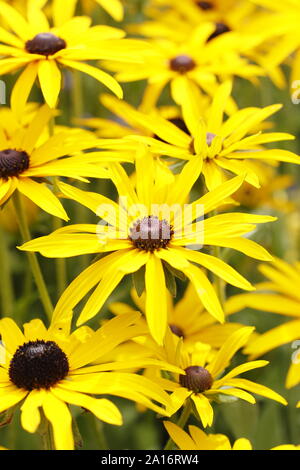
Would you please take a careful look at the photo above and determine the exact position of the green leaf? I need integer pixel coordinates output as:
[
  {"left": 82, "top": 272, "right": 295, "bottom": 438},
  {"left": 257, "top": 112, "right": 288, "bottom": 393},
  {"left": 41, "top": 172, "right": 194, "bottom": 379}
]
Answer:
[
  {"left": 163, "top": 262, "right": 177, "bottom": 297},
  {"left": 132, "top": 265, "right": 146, "bottom": 297}
]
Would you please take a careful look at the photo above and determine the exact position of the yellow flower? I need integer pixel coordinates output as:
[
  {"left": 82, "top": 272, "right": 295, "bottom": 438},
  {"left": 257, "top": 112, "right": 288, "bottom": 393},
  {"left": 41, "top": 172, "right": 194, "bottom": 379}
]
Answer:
[
  {"left": 232, "top": 163, "right": 294, "bottom": 213},
  {"left": 247, "top": 1, "right": 300, "bottom": 85},
  {"left": 124, "top": 81, "right": 299, "bottom": 190},
  {"left": 20, "top": 149, "right": 275, "bottom": 344},
  {"left": 102, "top": 24, "right": 263, "bottom": 106},
  {"left": 110, "top": 284, "right": 246, "bottom": 352},
  {"left": 164, "top": 421, "right": 300, "bottom": 450},
  {"left": 153, "top": 326, "right": 287, "bottom": 427},
  {"left": 229, "top": 257, "right": 300, "bottom": 391},
  {"left": 0, "top": 1, "right": 145, "bottom": 110},
  {"left": 77, "top": 93, "right": 205, "bottom": 139},
  {"left": 0, "top": 313, "right": 174, "bottom": 450},
  {"left": 0, "top": 104, "right": 110, "bottom": 219}
]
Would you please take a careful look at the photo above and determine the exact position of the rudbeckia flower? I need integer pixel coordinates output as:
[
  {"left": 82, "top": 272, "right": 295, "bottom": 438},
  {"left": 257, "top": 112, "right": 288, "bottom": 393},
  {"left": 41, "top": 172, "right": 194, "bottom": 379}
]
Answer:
[
  {"left": 246, "top": 1, "right": 300, "bottom": 85},
  {"left": 232, "top": 162, "right": 294, "bottom": 213},
  {"left": 21, "top": 149, "right": 275, "bottom": 344},
  {"left": 102, "top": 24, "right": 263, "bottom": 106},
  {"left": 0, "top": 104, "right": 110, "bottom": 219},
  {"left": 124, "top": 81, "right": 300, "bottom": 190},
  {"left": 110, "top": 284, "right": 245, "bottom": 352},
  {"left": 0, "top": 1, "right": 145, "bottom": 110},
  {"left": 0, "top": 313, "right": 177, "bottom": 450},
  {"left": 154, "top": 326, "right": 287, "bottom": 427},
  {"left": 229, "top": 257, "right": 300, "bottom": 391},
  {"left": 164, "top": 421, "right": 300, "bottom": 450}
]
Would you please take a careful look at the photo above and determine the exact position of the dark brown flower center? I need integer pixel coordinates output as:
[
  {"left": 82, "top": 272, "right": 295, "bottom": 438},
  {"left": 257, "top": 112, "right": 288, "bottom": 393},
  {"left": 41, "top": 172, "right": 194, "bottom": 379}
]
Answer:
[
  {"left": 9, "top": 340, "right": 69, "bottom": 391},
  {"left": 197, "top": 1, "right": 214, "bottom": 10},
  {"left": 170, "top": 324, "right": 185, "bottom": 338},
  {"left": 179, "top": 366, "right": 213, "bottom": 393},
  {"left": 169, "top": 55, "right": 196, "bottom": 74},
  {"left": 25, "top": 33, "right": 66, "bottom": 56},
  {"left": 129, "top": 216, "right": 174, "bottom": 252},
  {"left": 0, "top": 149, "right": 29, "bottom": 179},
  {"left": 207, "top": 23, "right": 231, "bottom": 41}
]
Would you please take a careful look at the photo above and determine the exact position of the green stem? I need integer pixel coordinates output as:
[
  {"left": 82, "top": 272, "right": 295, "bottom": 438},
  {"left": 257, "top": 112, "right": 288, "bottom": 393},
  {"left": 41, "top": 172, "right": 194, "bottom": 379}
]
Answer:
[
  {"left": 40, "top": 411, "right": 55, "bottom": 450},
  {"left": 52, "top": 176, "right": 67, "bottom": 297},
  {"left": 164, "top": 399, "right": 192, "bottom": 450},
  {"left": 49, "top": 114, "right": 68, "bottom": 297},
  {"left": 71, "top": 70, "right": 89, "bottom": 269},
  {"left": 0, "top": 228, "right": 14, "bottom": 317},
  {"left": 92, "top": 415, "right": 109, "bottom": 450},
  {"left": 72, "top": 70, "right": 84, "bottom": 120},
  {"left": 12, "top": 192, "right": 53, "bottom": 320},
  {"left": 212, "top": 245, "right": 226, "bottom": 308}
]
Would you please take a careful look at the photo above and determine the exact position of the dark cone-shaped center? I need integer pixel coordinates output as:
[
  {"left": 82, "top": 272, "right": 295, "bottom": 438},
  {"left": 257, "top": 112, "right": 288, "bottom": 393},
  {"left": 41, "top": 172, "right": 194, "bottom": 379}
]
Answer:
[
  {"left": 129, "top": 216, "right": 174, "bottom": 252},
  {"left": 170, "top": 324, "right": 185, "bottom": 338},
  {"left": 169, "top": 55, "right": 196, "bottom": 74},
  {"left": 207, "top": 23, "right": 231, "bottom": 41},
  {"left": 197, "top": 1, "right": 214, "bottom": 10},
  {"left": 179, "top": 366, "right": 213, "bottom": 393},
  {"left": 25, "top": 33, "right": 66, "bottom": 56},
  {"left": 0, "top": 149, "right": 29, "bottom": 179},
  {"left": 9, "top": 340, "right": 69, "bottom": 391}
]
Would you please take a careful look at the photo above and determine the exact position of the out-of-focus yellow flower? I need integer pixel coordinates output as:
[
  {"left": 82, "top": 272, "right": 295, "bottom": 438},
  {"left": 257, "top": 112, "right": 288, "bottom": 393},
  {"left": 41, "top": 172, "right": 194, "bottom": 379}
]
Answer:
[
  {"left": 229, "top": 257, "right": 300, "bottom": 391},
  {"left": 164, "top": 421, "right": 300, "bottom": 450},
  {"left": 0, "top": 313, "right": 176, "bottom": 450},
  {"left": 0, "top": 196, "right": 37, "bottom": 233},
  {"left": 0, "top": 1, "right": 147, "bottom": 110},
  {"left": 233, "top": 163, "right": 295, "bottom": 212},
  {"left": 110, "top": 284, "right": 245, "bottom": 352},
  {"left": 20, "top": 150, "right": 276, "bottom": 344},
  {"left": 78, "top": 92, "right": 208, "bottom": 139}
]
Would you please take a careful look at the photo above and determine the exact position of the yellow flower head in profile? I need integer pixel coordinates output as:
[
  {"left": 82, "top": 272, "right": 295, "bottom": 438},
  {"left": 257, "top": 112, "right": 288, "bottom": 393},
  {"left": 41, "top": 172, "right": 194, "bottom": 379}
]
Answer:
[
  {"left": 124, "top": 81, "right": 300, "bottom": 190},
  {"left": 0, "top": 313, "right": 173, "bottom": 450},
  {"left": 164, "top": 421, "right": 300, "bottom": 450},
  {"left": 21, "top": 148, "right": 275, "bottom": 344},
  {"left": 0, "top": 0, "right": 145, "bottom": 110},
  {"left": 0, "top": 104, "right": 109, "bottom": 220},
  {"left": 110, "top": 284, "right": 244, "bottom": 352},
  {"left": 155, "top": 326, "right": 287, "bottom": 427},
  {"left": 230, "top": 257, "right": 300, "bottom": 393}
]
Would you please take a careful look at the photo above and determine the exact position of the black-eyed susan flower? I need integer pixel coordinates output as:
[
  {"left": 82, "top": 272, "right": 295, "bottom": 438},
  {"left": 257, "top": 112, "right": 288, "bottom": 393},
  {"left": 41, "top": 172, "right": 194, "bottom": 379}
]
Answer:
[
  {"left": 153, "top": 326, "right": 287, "bottom": 427},
  {"left": 102, "top": 24, "right": 263, "bottom": 106},
  {"left": 163, "top": 421, "right": 300, "bottom": 450},
  {"left": 244, "top": 1, "right": 300, "bottom": 85},
  {"left": 0, "top": 313, "right": 178, "bottom": 450},
  {"left": 124, "top": 81, "right": 300, "bottom": 190},
  {"left": 229, "top": 257, "right": 300, "bottom": 390},
  {"left": 21, "top": 148, "right": 275, "bottom": 344},
  {"left": 0, "top": 1, "right": 145, "bottom": 110},
  {"left": 0, "top": 104, "right": 111, "bottom": 219},
  {"left": 232, "top": 163, "right": 294, "bottom": 213}
]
